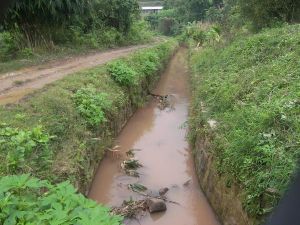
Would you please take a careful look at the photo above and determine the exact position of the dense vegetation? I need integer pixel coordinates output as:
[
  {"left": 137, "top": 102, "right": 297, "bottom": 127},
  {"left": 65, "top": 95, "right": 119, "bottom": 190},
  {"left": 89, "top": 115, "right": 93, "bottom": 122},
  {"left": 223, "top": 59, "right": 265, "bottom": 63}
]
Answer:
[
  {"left": 146, "top": 0, "right": 300, "bottom": 37},
  {"left": 0, "top": 174, "right": 122, "bottom": 225},
  {"left": 0, "top": 40, "right": 178, "bottom": 224},
  {"left": 0, "top": 0, "right": 153, "bottom": 72},
  {"left": 1, "top": 0, "right": 299, "bottom": 223},
  {"left": 238, "top": 0, "right": 300, "bottom": 30},
  {"left": 189, "top": 24, "right": 300, "bottom": 218}
]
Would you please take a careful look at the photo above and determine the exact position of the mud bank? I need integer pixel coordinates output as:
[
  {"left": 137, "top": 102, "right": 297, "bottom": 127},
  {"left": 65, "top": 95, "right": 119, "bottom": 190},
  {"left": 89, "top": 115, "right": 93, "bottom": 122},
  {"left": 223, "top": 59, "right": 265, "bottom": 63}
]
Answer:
[{"left": 192, "top": 135, "right": 257, "bottom": 225}]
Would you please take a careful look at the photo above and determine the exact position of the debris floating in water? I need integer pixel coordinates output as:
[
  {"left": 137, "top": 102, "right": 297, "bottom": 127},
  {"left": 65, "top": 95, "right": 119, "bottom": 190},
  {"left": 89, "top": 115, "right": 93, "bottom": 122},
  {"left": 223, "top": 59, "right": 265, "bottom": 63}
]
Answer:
[
  {"left": 121, "top": 158, "right": 142, "bottom": 177},
  {"left": 128, "top": 183, "right": 148, "bottom": 192},
  {"left": 107, "top": 145, "right": 122, "bottom": 159},
  {"left": 111, "top": 199, "right": 147, "bottom": 218},
  {"left": 121, "top": 159, "right": 142, "bottom": 170},
  {"left": 126, "top": 148, "right": 141, "bottom": 157},
  {"left": 111, "top": 185, "right": 180, "bottom": 219}
]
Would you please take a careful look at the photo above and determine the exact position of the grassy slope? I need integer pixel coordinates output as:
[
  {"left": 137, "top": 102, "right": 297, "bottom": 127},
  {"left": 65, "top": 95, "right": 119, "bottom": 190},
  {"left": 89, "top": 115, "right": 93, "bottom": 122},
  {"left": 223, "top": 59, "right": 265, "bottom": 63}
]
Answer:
[
  {"left": 0, "top": 66, "right": 122, "bottom": 184},
  {"left": 0, "top": 40, "right": 178, "bottom": 188},
  {"left": 189, "top": 24, "right": 300, "bottom": 218}
]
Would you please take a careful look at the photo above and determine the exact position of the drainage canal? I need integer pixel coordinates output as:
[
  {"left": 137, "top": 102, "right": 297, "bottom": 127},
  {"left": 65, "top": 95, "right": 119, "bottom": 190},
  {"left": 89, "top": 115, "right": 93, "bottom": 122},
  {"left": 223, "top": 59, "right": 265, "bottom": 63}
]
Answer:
[{"left": 89, "top": 48, "right": 220, "bottom": 225}]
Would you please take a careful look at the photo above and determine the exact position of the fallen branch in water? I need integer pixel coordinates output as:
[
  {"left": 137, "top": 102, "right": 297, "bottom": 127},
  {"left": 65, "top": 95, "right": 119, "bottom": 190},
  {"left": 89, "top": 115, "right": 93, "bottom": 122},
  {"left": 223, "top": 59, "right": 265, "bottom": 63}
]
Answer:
[
  {"left": 111, "top": 199, "right": 147, "bottom": 218},
  {"left": 130, "top": 187, "right": 181, "bottom": 206}
]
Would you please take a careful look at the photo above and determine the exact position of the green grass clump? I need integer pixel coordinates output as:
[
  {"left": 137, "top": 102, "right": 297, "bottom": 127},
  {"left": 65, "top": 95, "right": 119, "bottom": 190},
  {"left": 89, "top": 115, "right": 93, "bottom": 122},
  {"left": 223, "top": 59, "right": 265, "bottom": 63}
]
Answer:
[
  {"left": 0, "top": 174, "right": 122, "bottom": 225},
  {"left": 189, "top": 24, "right": 300, "bottom": 218},
  {"left": 108, "top": 61, "right": 138, "bottom": 86},
  {"left": 108, "top": 39, "right": 177, "bottom": 88},
  {"left": 107, "top": 39, "right": 178, "bottom": 107},
  {"left": 74, "top": 86, "right": 112, "bottom": 127}
]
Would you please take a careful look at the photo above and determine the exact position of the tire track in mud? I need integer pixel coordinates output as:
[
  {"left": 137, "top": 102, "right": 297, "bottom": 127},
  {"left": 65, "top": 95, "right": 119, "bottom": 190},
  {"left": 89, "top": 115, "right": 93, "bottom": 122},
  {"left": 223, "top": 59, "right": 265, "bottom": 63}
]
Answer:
[{"left": 0, "top": 44, "right": 150, "bottom": 105}]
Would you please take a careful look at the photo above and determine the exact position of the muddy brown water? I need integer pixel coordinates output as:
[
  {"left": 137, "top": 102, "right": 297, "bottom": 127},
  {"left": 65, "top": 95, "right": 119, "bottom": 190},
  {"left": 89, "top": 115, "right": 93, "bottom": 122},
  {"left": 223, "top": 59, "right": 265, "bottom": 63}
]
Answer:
[{"left": 89, "top": 48, "right": 220, "bottom": 225}]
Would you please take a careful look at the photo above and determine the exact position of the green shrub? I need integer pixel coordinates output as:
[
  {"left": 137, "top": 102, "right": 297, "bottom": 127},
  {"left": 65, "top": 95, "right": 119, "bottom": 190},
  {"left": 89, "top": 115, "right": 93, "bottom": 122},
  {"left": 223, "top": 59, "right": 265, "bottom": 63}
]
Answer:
[
  {"left": 107, "top": 61, "right": 138, "bottom": 86},
  {"left": 183, "top": 22, "right": 221, "bottom": 47},
  {"left": 74, "top": 87, "right": 112, "bottom": 127},
  {"left": 155, "top": 40, "right": 177, "bottom": 63},
  {"left": 67, "top": 26, "right": 123, "bottom": 49},
  {"left": 238, "top": 0, "right": 300, "bottom": 30},
  {"left": 98, "top": 28, "right": 121, "bottom": 47},
  {"left": 0, "top": 174, "right": 122, "bottom": 225},
  {"left": 126, "top": 20, "right": 154, "bottom": 44},
  {"left": 108, "top": 41, "right": 178, "bottom": 88},
  {"left": 0, "top": 32, "right": 19, "bottom": 60},
  {"left": 0, "top": 125, "right": 52, "bottom": 176},
  {"left": 130, "top": 50, "right": 160, "bottom": 76},
  {"left": 189, "top": 24, "right": 300, "bottom": 217},
  {"left": 145, "top": 9, "right": 181, "bottom": 36}
]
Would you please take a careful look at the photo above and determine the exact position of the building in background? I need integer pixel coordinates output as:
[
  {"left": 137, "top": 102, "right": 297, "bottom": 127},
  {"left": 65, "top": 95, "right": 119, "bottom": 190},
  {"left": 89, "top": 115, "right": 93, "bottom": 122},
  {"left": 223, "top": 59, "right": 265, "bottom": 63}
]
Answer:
[
  {"left": 141, "top": 6, "right": 163, "bottom": 14},
  {"left": 139, "top": 1, "right": 163, "bottom": 14}
]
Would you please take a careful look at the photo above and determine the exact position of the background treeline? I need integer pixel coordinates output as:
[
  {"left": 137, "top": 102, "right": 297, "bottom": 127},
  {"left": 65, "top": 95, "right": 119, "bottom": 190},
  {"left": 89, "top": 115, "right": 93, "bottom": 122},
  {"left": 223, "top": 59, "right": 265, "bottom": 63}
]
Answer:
[
  {"left": 0, "top": 0, "right": 152, "bottom": 62},
  {"left": 146, "top": 0, "right": 300, "bottom": 35}
]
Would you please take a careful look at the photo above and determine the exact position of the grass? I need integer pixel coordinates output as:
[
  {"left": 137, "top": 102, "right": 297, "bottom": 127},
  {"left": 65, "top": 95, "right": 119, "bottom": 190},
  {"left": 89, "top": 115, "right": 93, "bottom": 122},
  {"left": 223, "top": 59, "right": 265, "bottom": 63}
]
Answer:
[
  {"left": 189, "top": 24, "right": 300, "bottom": 219},
  {"left": 0, "top": 39, "right": 178, "bottom": 224},
  {"left": 0, "top": 66, "right": 122, "bottom": 186},
  {"left": 0, "top": 39, "right": 178, "bottom": 189}
]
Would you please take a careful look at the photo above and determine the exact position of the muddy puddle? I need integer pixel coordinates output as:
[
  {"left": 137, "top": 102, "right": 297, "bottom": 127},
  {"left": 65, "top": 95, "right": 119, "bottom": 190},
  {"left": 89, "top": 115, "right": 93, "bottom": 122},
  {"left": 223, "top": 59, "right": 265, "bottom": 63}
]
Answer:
[{"left": 89, "top": 48, "right": 220, "bottom": 225}]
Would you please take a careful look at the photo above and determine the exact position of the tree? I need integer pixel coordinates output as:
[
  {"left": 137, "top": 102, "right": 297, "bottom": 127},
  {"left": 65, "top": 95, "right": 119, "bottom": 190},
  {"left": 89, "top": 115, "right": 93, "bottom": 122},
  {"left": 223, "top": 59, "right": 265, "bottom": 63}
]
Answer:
[
  {"left": 94, "top": 0, "right": 139, "bottom": 33},
  {"left": 2, "top": 0, "right": 139, "bottom": 33},
  {"left": 238, "top": 0, "right": 300, "bottom": 29},
  {"left": 2, "top": 0, "right": 93, "bottom": 29},
  {"left": 164, "top": 0, "right": 212, "bottom": 22}
]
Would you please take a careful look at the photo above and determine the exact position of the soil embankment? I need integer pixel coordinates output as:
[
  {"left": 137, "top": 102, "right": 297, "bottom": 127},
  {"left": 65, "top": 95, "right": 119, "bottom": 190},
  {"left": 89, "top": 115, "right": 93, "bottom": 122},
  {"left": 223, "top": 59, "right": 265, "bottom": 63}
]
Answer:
[{"left": 193, "top": 137, "right": 256, "bottom": 225}]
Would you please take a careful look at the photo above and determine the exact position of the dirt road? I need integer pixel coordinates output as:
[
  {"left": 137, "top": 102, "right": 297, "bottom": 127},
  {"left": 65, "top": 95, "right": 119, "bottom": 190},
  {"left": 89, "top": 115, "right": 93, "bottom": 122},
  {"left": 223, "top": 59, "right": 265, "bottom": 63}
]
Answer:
[{"left": 0, "top": 44, "right": 149, "bottom": 105}]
